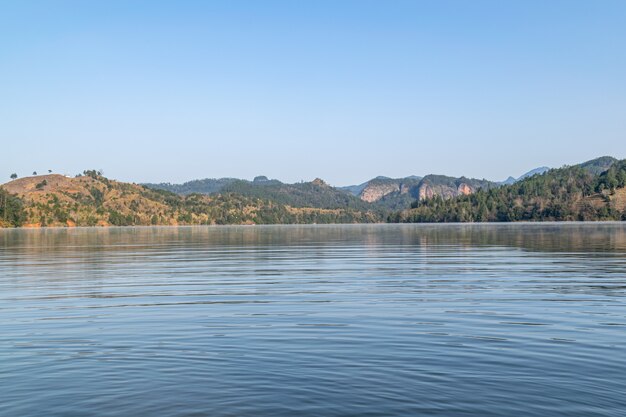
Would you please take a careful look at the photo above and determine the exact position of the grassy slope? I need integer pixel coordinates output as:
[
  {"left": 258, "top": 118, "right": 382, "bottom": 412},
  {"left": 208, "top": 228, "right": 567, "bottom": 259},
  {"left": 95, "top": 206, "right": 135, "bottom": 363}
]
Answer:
[{"left": 0, "top": 174, "right": 382, "bottom": 227}]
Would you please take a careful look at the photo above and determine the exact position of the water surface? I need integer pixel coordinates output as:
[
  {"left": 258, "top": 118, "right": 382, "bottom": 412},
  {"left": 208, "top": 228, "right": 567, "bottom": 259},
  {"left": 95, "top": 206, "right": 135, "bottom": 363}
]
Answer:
[{"left": 1, "top": 224, "right": 625, "bottom": 416}]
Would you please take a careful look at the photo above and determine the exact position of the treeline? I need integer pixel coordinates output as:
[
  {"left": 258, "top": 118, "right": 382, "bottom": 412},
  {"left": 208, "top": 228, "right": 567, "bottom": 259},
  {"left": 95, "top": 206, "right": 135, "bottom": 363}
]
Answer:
[{"left": 391, "top": 160, "right": 626, "bottom": 222}]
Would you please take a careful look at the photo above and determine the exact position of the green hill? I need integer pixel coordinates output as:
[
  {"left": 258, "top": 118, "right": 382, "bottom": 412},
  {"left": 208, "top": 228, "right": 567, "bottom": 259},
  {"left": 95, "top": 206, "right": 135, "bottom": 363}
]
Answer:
[
  {"left": 578, "top": 156, "right": 617, "bottom": 175},
  {"left": 392, "top": 157, "right": 626, "bottom": 222},
  {"left": 146, "top": 176, "right": 375, "bottom": 211},
  {"left": 219, "top": 178, "right": 375, "bottom": 211},
  {"left": 143, "top": 178, "right": 239, "bottom": 195}
]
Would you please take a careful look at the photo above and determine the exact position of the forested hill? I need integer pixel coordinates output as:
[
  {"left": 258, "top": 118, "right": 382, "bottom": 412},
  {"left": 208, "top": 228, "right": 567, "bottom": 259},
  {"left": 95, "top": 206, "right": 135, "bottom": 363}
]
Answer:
[
  {"left": 143, "top": 178, "right": 239, "bottom": 195},
  {"left": 145, "top": 176, "right": 375, "bottom": 210},
  {"left": 219, "top": 178, "right": 374, "bottom": 211},
  {"left": 0, "top": 172, "right": 382, "bottom": 228},
  {"left": 392, "top": 157, "right": 626, "bottom": 222}
]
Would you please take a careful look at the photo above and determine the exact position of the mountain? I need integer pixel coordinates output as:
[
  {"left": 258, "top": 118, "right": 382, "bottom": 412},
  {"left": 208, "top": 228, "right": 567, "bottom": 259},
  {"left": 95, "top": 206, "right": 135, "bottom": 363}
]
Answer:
[
  {"left": 340, "top": 174, "right": 495, "bottom": 209},
  {"left": 340, "top": 176, "right": 394, "bottom": 197},
  {"left": 500, "top": 166, "right": 550, "bottom": 185},
  {"left": 152, "top": 172, "right": 496, "bottom": 212},
  {"left": 340, "top": 176, "right": 420, "bottom": 198},
  {"left": 143, "top": 177, "right": 239, "bottom": 195},
  {"left": 392, "top": 157, "right": 626, "bottom": 223},
  {"left": 0, "top": 172, "right": 382, "bottom": 227},
  {"left": 415, "top": 175, "right": 496, "bottom": 200},
  {"left": 578, "top": 156, "right": 617, "bottom": 175},
  {"left": 146, "top": 176, "right": 374, "bottom": 211},
  {"left": 219, "top": 178, "right": 374, "bottom": 210},
  {"left": 498, "top": 157, "right": 616, "bottom": 185}
]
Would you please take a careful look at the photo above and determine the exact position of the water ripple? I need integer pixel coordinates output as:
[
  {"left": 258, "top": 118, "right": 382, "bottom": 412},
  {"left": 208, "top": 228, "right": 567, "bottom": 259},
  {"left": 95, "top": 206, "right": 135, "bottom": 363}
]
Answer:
[{"left": 1, "top": 224, "right": 626, "bottom": 416}]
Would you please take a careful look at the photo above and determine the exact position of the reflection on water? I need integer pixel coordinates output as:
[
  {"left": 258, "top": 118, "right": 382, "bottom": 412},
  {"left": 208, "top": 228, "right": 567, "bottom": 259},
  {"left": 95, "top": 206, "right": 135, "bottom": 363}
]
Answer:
[{"left": 1, "top": 224, "right": 625, "bottom": 416}]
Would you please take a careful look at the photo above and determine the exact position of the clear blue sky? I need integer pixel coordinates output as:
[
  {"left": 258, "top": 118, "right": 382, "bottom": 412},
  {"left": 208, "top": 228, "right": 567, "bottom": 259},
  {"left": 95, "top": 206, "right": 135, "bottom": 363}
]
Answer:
[{"left": 1, "top": 0, "right": 625, "bottom": 185}]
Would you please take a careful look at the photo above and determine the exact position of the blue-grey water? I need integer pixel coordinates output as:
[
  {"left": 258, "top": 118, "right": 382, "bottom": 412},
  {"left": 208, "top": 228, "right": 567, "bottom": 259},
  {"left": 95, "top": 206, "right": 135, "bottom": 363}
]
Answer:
[{"left": 1, "top": 224, "right": 625, "bottom": 416}]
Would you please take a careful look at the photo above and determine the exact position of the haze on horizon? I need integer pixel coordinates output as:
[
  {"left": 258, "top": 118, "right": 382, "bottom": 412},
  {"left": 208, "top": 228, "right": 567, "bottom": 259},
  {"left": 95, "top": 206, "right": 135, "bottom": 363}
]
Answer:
[{"left": 1, "top": 0, "right": 625, "bottom": 186}]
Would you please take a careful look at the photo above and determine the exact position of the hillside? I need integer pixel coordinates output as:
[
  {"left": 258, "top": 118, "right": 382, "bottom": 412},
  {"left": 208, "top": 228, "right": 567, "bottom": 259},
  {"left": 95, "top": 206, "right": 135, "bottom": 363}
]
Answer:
[
  {"left": 220, "top": 178, "right": 375, "bottom": 210},
  {"left": 392, "top": 157, "right": 626, "bottom": 222},
  {"left": 359, "top": 177, "right": 421, "bottom": 202},
  {"left": 578, "top": 156, "right": 617, "bottom": 175},
  {"left": 0, "top": 172, "right": 382, "bottom": 228},
  {"left": 143, "top": 177, "right": 239, "bottom": 195},
  {"left": 146, "top": 175, "right": 376, "bottom": 211},
  {"left": 1, "top": 173, "right": 211, "bottom": 227},
  {"left": 500, "top": 166, "right": 550, "bottom": 185},
  {"left": 341, "top": 174, "right": 496, "bottom": 209},
  {"left": 149, "top": 172, "right": 495, "bottom": 212},
  {"left": 415, "top": 175, "right": 496, "bottom": 200},
  {"left": 339, "top": 176, "right": 422, "bottom": 200}
]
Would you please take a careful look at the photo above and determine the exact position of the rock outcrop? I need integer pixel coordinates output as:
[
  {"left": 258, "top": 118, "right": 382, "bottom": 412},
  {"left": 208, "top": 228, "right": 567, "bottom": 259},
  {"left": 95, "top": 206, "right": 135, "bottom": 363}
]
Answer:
[
  {"left": 360, "top": 182, "right": 400, "bottom": 203},
  {"left": 340, "top": 175, "right": 495, "bottom": 208}
]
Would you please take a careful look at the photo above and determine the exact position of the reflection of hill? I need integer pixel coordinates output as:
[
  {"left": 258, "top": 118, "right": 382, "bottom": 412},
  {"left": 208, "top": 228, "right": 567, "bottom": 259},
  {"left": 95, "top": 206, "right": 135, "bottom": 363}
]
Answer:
[{"left": 2, "top": 224, "right": 625, "bottom": 258}]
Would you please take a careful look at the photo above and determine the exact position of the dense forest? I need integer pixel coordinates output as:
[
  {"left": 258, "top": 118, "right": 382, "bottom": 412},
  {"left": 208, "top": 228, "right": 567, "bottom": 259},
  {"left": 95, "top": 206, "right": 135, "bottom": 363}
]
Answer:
[{"left": 391, "top": 158, "right": 626, "bottom": 222}]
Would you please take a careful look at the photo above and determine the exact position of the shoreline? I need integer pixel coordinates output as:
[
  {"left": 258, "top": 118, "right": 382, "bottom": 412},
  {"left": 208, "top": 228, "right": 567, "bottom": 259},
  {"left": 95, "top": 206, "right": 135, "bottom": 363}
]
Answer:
[{"left": 1, "top": 220, "right": 624, "bottom": 231}]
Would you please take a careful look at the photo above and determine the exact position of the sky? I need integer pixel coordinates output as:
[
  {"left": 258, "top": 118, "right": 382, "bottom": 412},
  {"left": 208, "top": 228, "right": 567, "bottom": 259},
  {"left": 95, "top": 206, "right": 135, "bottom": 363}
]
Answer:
[{"left": 1, "top": 0, "right": 625, "bottom": 186}]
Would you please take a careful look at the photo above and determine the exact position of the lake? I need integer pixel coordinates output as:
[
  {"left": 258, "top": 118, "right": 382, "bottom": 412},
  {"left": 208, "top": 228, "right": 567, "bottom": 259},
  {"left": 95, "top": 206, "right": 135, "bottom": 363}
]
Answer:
[{"left": 1, "top": 224, "right": 625, "bottom": 416}]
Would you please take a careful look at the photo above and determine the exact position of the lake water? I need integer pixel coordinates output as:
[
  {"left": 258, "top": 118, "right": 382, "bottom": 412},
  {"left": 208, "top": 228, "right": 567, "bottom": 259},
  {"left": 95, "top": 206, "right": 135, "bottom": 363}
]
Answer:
[{"left": 1, "top": 224, "right": 625, "bottom": 416}]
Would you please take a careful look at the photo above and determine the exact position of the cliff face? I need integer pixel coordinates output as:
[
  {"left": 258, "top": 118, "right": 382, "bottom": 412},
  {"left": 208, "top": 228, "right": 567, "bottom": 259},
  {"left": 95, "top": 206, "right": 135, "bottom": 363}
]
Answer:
[
  {"left": 415, "top": 182, "right": 475, "bottom": 201},
  {"left": 417, "top": 184, "right": 434, "bottom": 200},
  {"left": 414, "top": 176, "right": 495, "bottom": 201},
  {"left": 360, "top": 182, "right": 401, "bottom": 202},
  {"left": 457, "top": 183, "right": 473, "bottom": 196},
  {"left": 355, "top": 175, "right": 494, "bottom": 206},
  {"left": 351, "top": 177, "right": 422, "bottom": 205}
]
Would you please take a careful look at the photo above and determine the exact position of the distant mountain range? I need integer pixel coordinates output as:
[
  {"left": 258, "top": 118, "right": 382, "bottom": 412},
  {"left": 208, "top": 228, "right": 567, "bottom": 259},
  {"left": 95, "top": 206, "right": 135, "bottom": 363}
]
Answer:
[
  {"left": 499, "top": 167, "right": 550, "bottom": 185},
  {"left": 144, "top": 165, "right": 556, "bottom": 210},
  {"left": 1, "top": 156, "right": 624, "bottom": 227}
]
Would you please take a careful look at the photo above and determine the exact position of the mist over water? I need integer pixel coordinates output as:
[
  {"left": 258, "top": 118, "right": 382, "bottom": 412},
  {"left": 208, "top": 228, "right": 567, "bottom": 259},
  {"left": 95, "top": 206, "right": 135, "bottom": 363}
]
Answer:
[{"left": 1, "top": 224, "right": 625, "bottom": 416}]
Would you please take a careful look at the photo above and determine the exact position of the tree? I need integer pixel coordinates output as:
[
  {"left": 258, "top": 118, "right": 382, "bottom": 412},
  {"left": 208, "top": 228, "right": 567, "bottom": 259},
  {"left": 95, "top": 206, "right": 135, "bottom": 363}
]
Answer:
[
  {"left": 0, "top": 188, "right": 25, "bottom": 227},
  {"left": 10, "top": 173, "right": 17, "bottom": 180}
]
